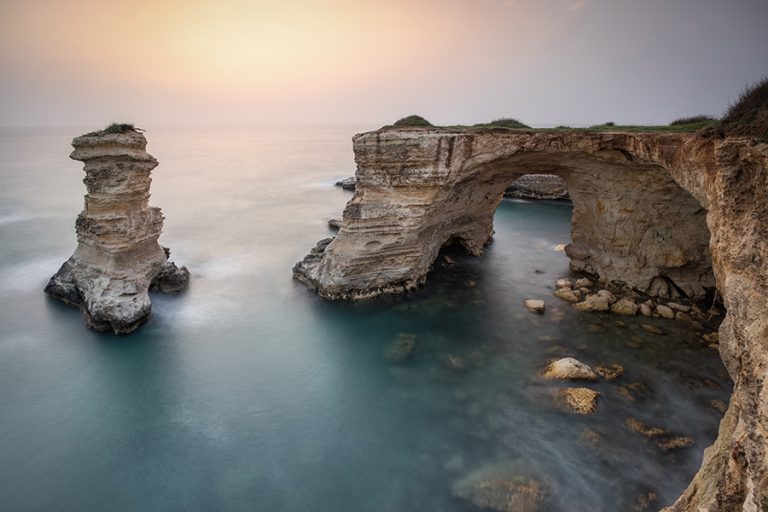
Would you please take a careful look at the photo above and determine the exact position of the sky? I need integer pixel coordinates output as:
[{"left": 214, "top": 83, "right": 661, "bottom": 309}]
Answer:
[{"left": 0, "top": 0, "right": 766, "bottom": 127}]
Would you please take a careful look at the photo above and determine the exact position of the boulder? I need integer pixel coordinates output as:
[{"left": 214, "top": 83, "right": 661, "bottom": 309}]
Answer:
[
  {"left": 611, "top": 298, "right": 638, "bottom": 316},
  {"left": 575, "top": 277, "right": 593, "bottom": 287},
  {"left": 555, "top": 278, "right": 573, "bottom": 289},
  {"left": 542, "top": 357, "right": 598, "bottom": 381},
  {"left": 554, "top": 287, "right": 579, "bottom": 303},
  {"left": 524, "top": 299, "right": 545, "bottom": 313},
  {"left": 656, "top": 304, "right": 675, "bottom": 319},
  {"left": 639, "top": 303, "right": 653, "bottom": 317},
  {"left": 596, "top": 289, "right": 617, "bottom": 304},
  {"left": 573, "top": 294, "right": 610, "bottom": 312}
]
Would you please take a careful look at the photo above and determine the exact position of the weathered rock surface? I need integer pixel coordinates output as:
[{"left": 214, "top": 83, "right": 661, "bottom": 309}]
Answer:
[
  {"left": 44, "top": 129, "right": 189, "bottom": 334},
  {"left": 295, "top": 128, "right": 768, "bottom": 510},
  {"left": 611, "top": 297, "right": 639, "bottom": 315},
  {"left": 553, "top": 387, "right": 600, "bottom": 414},
  {"left": 504, "top": 173, "right": 569, "bottom": 200},
  {"left": 524, "top": 299, "right": 545, "bottom": 313},
  {"left": 542, "top": 357, "right": 598, "bottom": 381}
]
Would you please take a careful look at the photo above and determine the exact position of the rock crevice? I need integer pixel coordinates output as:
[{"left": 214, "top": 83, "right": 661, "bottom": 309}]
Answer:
[{"left": 45, "top": 129, "right": 189, "bottom": 334}]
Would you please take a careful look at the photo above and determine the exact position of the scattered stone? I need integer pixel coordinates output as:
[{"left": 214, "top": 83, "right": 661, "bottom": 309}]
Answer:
[
  {"left": 554, "top": 287, "right": 579, "bottom": 303},
  {"left": 575, "top": 277, "right": 593, "bottom": 287},
  {"left": 625, "top": 418, "right": 670, "bottom": 438},
  {"left": 542, "top": 357, "right": 598, "bottom": 381},
  {"left": 667, "top": 302, "right": 691, "bottom": 313},
  {"left": 710, "top": 399, "right": 728, "bottom": 415},
  {"left": 327, "top": 218, "right": 342, "bottom": 229},
  {"left": 629, "top": 489, "right": 659, "bottom": 512},
  {"left": 596, "top": 289, "right": 617, "bottom": 304},
  {"left": 657, "top": 436, "right": 694, "bottom": 452},
  {"left": 452, "top": 466, "right": 545, "bottom": 512},
  {"left": 595, "top": 363, "right": 625, "bottom": 381},
  {"left": 611, "top": 298, "right": 638, "bottom": 316},
  {"left": 675, "top": 311, "right": 690, "bottom": 322},
  {"left": 640, "top": 323, "right": 665, "bottom": 335},
  {"left": 617, "top": 382, "right": 653, "bottom": 402},
  {"left": 615, "top": 320, "right": 628, "bottom": 328},
  {"left": 524, "top": 299, "right": 545, "bottom": 313},
  {"left": 384, "top": 333, "right": 417, "bottom": 362},
  {"left": 579, "top": 287, "right": 591, "bottom": 295},
  {"left": 555, "top": 278, "right": 573, "bottom": 289},
  {"left": 553, "top": 387, "right": 600, "bottom": 414},
  {"left": 656, "top": 304, "right": 675, "bottom": 319},
  {"left": 639, "top": 303, "right": 653, "bottom": 317},
  {"left": 438, "top": 353, "right": 467, "bottom": 371},
  {"left": 573, "top": 294, "right": 610, "bottom": 312}
]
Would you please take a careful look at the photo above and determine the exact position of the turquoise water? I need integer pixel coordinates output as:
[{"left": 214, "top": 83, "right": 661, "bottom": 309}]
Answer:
[{"left": 0, "top": 126, "right": 730, "bottom": 511}]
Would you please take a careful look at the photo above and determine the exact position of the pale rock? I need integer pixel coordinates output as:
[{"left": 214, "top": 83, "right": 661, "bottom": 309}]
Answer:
[
  {"left": 45, "top": 128, "right": 189, "bottom": 334},
  {"left": 573, "top": 294, "right": 610, "bottom": 312},
  {"left": 555, "top": 278, "right": 573, "bottom": 289},
  {"left": 542, "top": 357, "right": 598, "bottom": 381},
  {"left": 553, "top": 387, "right": 600, "bottom": 414},
  {"left": 596, "top": 289, "right": 617, "bottom": 304},
  {"left": 667, "top": 302, "right": 691, "bottom": 313},
  {"left": 656, "top": 304, "right": 675, "bottom": 319},
  {"left": 611, "top": 298, "right": 638, "bottom": 315},
  {"left": 575, "top": 277, "right": 594, "bottom": 288},
  {"left": 524, "top": 299, "right": 545, "bottom": 313},
  {"left": 554, "top": 287, "right": 579, "bottom": 303},
  {"left": 639, "top": 303, "right": 653, "bottom": 317}
]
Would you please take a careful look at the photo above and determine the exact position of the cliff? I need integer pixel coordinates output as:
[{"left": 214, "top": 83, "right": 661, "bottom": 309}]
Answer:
[
  {"left": 294, "top": 127, "right": 768, "bottom": 510},
  {"left": 45, "top": 128, "right": 189, "bottom": 334},
  {"left": 504, "top": 173, "right": 570, "bottom": 200}
]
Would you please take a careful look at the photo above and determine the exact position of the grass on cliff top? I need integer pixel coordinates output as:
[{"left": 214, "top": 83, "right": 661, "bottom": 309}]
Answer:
[
  {"left": 391, "top": 115, "right": 433, "bottom": 127},
  {"left": 717, "top": 76, "right": 768, "bottom": 141},
  {"left": 85, "top": 123, "right": 138, "bottom": 136}
]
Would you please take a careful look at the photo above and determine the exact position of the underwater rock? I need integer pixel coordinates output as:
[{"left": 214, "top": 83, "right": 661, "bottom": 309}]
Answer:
[
  {"left": 640, "top": 324, "right": 665, "bottom": 335},
  {"left": 452, "top": 465, "right": 545, "bottom": 512},
  {"left": 595, "top": 363, "right": 625, "bottom": 381},
  {"left": 553, "top": 387, "right": 600, "bottom": 414},
  {"left": 385, "top": 333, "right": 417, "bottom": 362},
  {"left": 44, "top": 128, "right": 189, "bottom": 334},
  {"left": 542, "top": 357, "right": 598, "bottom": 381}
]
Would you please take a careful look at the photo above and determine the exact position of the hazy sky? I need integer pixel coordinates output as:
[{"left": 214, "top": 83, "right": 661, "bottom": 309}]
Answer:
[{"left": 1, "top": 0, "right": 766, "bottom": 127}]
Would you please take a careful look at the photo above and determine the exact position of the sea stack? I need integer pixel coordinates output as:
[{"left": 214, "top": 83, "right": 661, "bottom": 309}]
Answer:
[{"left": 45, "top": 125, "right": 189, "bottom": 334}]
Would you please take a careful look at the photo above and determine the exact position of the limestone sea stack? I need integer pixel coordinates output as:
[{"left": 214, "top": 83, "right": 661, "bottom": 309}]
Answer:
[{"left": 44, "top": 127, "right": 189, "bottom": 334}]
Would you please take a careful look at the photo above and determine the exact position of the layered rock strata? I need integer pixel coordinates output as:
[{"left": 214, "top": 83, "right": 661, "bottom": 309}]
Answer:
[
  {"left": 45, "top": 129, "right": 189, "bottom": 334},
  {"left": 504, "top": 173, "right": 570, "bottom": 200},
  {"left": 295, "top": 127, "right": 768, "bottom": 510}
]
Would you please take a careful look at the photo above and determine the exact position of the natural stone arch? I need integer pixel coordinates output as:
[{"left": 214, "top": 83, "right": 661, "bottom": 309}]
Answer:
[{"left": 294, "top": 128, "right": 768, "bottom": 510}]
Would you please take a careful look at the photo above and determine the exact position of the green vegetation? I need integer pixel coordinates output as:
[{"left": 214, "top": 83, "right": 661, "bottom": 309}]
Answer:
[
  {"left": 670, "top": 115, "right": 715, "bottom": 126},
  {"left": 478, "top": 118, "right": 531, "bottom": 129},
  {"left": 392, "top": 115, "right": 432, "bottom": 127},
  {"left": 86, "top": 123, "right": 137, "bottom": 136},
  {"left": 718, "top": 76, "right": 768, "bottom": 141},
  {"left": 383, "top": 79, "right": 766, "bottom": 140}
]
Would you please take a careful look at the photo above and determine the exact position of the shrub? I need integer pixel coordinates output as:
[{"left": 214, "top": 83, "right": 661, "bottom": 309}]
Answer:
[
  {"left": 102, "top": 123, "right": 136, "bottom": 134},
  {"left": 487, "top": 118, "right": 530, "bottom": 129},
  {"left": 392, "top": 115, "right": 432, "bottom": 127},
  {"left": 719, "top": 77, "right": 768, "bottom": 140},
  {"left": 670, "top": 115, "right": 715, "bottom": 126}
]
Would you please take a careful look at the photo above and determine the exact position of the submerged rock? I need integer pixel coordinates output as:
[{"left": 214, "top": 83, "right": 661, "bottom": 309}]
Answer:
[
  {"left": 44, "top": 128, "right": 189, "bottom": 334},
  {"left": 542, "top": 357, "right": 598, "bottom": 381},
  {"left": 595, "top": 363, "right": 625, "bottom": 381},
  {"left": 452, "top": 465, "right": 546, "bottom": 512},
  {"left": 553, "top": 387, "right": 600, "bottom": 414},
  {"left": 385, "top": 333, "right": 417, "bottom": 362},
  {"left": 640, "top": 323, "right": 665, "bottom": 335}
]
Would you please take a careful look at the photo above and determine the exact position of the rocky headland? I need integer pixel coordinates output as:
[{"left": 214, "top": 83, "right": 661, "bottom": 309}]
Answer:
[
  {"left": 45, "top": 126, "right": 189, "bottom": 334},
  {"left": 296, "top": 125, "right": 768, "bottom": 510}
]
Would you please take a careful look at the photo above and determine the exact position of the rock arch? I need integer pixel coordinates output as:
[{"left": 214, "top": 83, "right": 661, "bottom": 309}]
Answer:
[{"left": 294, "top": 128, "right": 768, "bottom": 510}]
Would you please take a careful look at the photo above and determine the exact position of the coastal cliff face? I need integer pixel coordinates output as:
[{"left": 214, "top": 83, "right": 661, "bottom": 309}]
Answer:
[
  {"left": 294, "top": 128, "right": 768, "bottom": 510},
  {"left": 45, "top": 130, "right": 189, "bottom": 334}
]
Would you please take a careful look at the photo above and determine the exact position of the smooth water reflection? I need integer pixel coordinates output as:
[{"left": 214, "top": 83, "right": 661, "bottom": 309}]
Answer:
[{"left": 0, "top": 127, "right": 730, "bottom": 511}]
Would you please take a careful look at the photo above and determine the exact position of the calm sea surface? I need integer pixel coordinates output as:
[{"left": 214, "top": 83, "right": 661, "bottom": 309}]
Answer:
[{"left": 0, "top": 126, "right": 731, "bottom": 511}]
